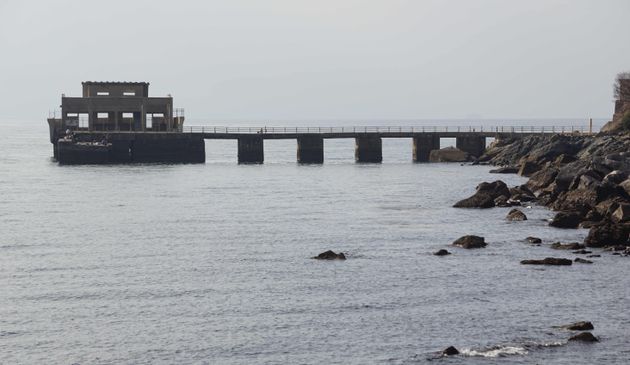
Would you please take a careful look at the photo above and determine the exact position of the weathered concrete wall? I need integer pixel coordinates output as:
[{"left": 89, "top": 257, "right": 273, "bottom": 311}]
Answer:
[
  {"left": 355, "top": 136, "right": 382, "bottom": 163},
  {"left": 57, "top": 141, "right": 110, "bottom": 165},
  {"left": 456, "top": 135, "right": 486, "bottom": 158},
  {"left": 413, "top": 134, "right": 440, "bottom": 162},
  {"left": 238, "top": 135, "right": 264, "bottom": 164},
  {"left": 297, "top": 136, "right": 324, "bottom": 163},
  {"left": 131, "top": 135, "right": 205, "bottom": 163}
]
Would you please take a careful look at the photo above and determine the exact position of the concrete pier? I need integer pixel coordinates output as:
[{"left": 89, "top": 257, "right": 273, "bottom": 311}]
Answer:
[
  {"left": 297, "top": 136, "right": 324, "bottom": 163},
  {"left": 355, "top": 136, "right": 382, "bottom": 163},
  {"left": 413, "top": 134, "right": 440, "bottom": 162},
  {"left": 238, "top": 135, "right": 264, "bottom": 164},
  {"left": 456, "top": 135, "right": 486, "bottom": 158}
]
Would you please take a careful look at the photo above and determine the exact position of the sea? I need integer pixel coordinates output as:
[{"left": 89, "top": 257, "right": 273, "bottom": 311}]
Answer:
[{"left": 2, "top": 118, "right": 629, "bottom": 364}]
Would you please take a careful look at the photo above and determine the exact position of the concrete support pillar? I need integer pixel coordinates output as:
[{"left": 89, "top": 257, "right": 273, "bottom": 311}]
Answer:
[
  {"left": 297, "top": 136, "right": 324, "bottom": 163},
  {"left": 88, "top": 110, "right": 95, "bottom": 131},
  {"left": 456, "top": 135, "right": 486, "bottom": 158},
  {"left": 114, "top": 111, "right": 119, "bottom": 131},
  {"left": 355, "top": 136, "right": 382, "bottom": 163},
  {"left": 238, "top": 135, "right": 264, "bottom": 164},
  {"left": 413, "top": 134, "right": 440, "bottom": 162}
]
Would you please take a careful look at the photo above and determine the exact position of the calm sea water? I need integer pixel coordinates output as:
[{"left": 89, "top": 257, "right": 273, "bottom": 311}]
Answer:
[{"left": 1, "top": 119, "right": 628, "bottom": 364}]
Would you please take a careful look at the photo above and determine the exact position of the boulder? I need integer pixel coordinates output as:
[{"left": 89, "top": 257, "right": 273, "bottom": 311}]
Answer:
[
  {"left": 584, "top": 223, "right": 630, "bottom": 247},
  {"left": 620, "top": 179, "right": 630, "bottom": 196},
  {"left": 602, "top": 170, "right": 628, "bottom": 185},
  {"left": 518, "top": 161, "right": 541, "bottom": 177},
  {"left": 575, "top": 258, "right": 593, "bottom": 264},
  {"left": 550, "top": 242, "right": 585, "bottom": 250},
  {"left": 526, "top": 236, "right": 542, "bottom": 244},
  {"left": 520, "top": 257, "right": 573, "bottom": 265},
  {"left": 527, "top": 167, "right": 559, "bottom": 192},
  {"left": 558, "top": 321, "right": 595, "bottom": 331},
  {"left": 489, "top": 166, "right": 519, "bottom": 174},
  {"left": 429, "top": 147, "right": 470, "bottom": 162},
  {"left": 554, "top": 154, "right": 578, "bottom": 165},
  {"left": 612, "top": 204, "right": 630, "bottom": 223},
  {"left": 568, "top": 332, "right": 599, "bottom": 342},
  {"left": 442, "top": 346, "right": 459, "bottom": 356},
  {"left": 506, "top": 209, "right": 527, "bottom": 221},
  {"left": 509, "top": 185, "right": 537, "bottom": 202},
  {"left": 452, "top": 235, "right": 486, "bottom": 249},
  {"left": 433, "top": 249, "right": 451, "bottom": 256},
  {"left": 549, "top": 211, "right": 582, "bottom": 228},
  {"left": 312, "top": 250, "right": 346, "bottom": 260},
  {"left": 453, "top": 181, "right": 510, "bottom": 208},
  {"left": 494, "top": 196, "right": 510, "bottom": 207}
]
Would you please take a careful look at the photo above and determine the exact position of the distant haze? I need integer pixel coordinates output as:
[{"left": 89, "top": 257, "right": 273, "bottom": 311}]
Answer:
[{"left": 1, "top": 0, "right": 629, "bottom": 121}]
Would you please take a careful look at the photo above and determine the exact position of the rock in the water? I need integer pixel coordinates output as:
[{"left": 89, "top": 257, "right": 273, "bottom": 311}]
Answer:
[
  {"left": 549, "top": 211, "right": 582, "bottom": 228},
  {"left": 573, "top": 249, "right": 592, "bottom": 254},
  {"left": 429, "top": 146, "right": 470, "bottom": 162},
  {"left": 490, "top": 166, "right": 519, "bottom": 174},
  {"left": 584, "top": 223, "right": 630, "bottom": 247},
  {"left": 434, "top": 249, "right": 451, "bottom": 256},
  {"left": 452, "top": 235, "right": 487, "bottom": 249},
  {"left": 506, "top": 208, "right": 528, "bottom": 221},
  {"left": 312, "top": 250, "right": 346, "bottom": 260},
  {"left": 453, "top": 181, "right": 510, "bottom": 208},
  {"left": 526, "top": 236, "right": 542, "bottom": 244},
  {"left": 550, "top": 242, "right": 585, "bottom": 250},
  {"left": 586, "top": 254, "right": 601, "bottom": 258},
  {"left": 442, "top": 346, "right": 459, "bottom": 356},
  {"left": 568, "top": 332, "right": 599, "bottom": 342},
  {"left": 560, "top": 321, "right": 595, "bottom": 331},
  {"left": 575, "top": 258, "right": 593, "bottom": 264},
  {"left": 521, "top": 257, "right": 573, "bottom": 265}
]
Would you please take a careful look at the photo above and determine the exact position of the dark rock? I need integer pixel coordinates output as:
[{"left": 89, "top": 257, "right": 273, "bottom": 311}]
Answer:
[
  {"left": 572, "top": 249, "right": 592, "bottom": 254},
  {"left": 434, "top": 249, "right": 451, "bottom": 256},
  {"left": 442, "top": 346, "right": 459, "bottom": 356},
  {"left": 602, "top": 170, "right": 628, "bottom": 185},
  {"left": 554, "top": 154, "right": 578, "bottom": 165},
  {"left": 452, "top": 235, "right": 486, "bottom": 249},
  {"left": 549, "top": 211, "right": 582, "bottom": 228},
  {"left": 490, "top": 166, "right": 519, "bottom": 174},
  {"left": 568, "top": 332, "right": 599, "bottom": 342},
  {"left": 584, "top": 223, "right": 630, "bottom": 247},
  {"left": 550, "top": 242, "right": 585, "bottom": 250},
  {"left": 312, "top": 250, "right": 346, "bottom": 260},
  {"left": 612, "top": 203, "right": 630, "bottom": 223},
  {"left": 527, "top": 167, "right": 559, "bottom": 192},
  {"left": 586, "top": 254, "right": 601, "bottom": 258},
  {"left": 453, "top": 181, "right": 509, "bottom": 208},
  {"left": 518, "top": 161, "right": 541, "bottom": 177},
  {"left": 526, "top": 236, "right": 542, "bottom": 244},
  {"left": 559, "top": 321, "right": 595, "bottom": 331},
  {"left": 521, "top": 257, "right": 573, "bottom": 265},
  {"left": 506, "top": 209, "right": 528, "bottom": 221},
  {"left": 510, "top": 185, "right": 537, "bottom": 202},
  {"left": 575, "top": 258, "right": 593, "bottom": 264}
]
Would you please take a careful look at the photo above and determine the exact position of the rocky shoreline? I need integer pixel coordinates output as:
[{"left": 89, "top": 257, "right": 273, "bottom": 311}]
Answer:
[{"left": 454, "top": 130, "right": 630, "bottom": 256}]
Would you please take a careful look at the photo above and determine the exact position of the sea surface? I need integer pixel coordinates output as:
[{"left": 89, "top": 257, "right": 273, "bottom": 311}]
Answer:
[{"left": 1, "top": 119, "right": 628, "bottom": 364}]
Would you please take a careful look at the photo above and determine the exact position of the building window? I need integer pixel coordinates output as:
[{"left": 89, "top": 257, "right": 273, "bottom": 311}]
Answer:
[
  {"left": 97, "top": 112, "right": 109, "bottom": 119},
  {"left": 96, "top": 91, "right": 109, "bottom": 96},
  {"left": 122, "top": 113, "right": 134, "bottom": 119},
  {"left": 123, "top": 91, "right": 136, "bottom": 96}
]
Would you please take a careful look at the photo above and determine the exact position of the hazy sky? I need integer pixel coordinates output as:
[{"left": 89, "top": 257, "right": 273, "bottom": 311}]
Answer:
[{"left": 1, "top": 0, "right": 628, "bottom": 121}]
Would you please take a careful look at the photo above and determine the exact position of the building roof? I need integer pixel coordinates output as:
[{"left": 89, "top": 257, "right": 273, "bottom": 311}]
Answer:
[{"left": 82, "top": 81, "right": 149, "bottom": 85}]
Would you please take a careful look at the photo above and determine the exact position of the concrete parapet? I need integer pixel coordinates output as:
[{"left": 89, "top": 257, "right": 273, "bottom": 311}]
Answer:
[
  {"left": 297, "top": 136, "right": 324, "bottom": 163},
  {"left": 413, "top": 134, "right": 440, "bottom": 162},
  {"left": 238, "top": 135, "right": 264, "bottom": 164},
  {"left": 456, "top": 135, "right": 486, "bottom": 158},
  {"left": 355, "top": 136, "right": 382, "bottom": 163}
]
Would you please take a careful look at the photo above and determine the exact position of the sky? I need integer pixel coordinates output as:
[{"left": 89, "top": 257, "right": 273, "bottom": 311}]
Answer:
[{"left": 0, "top": 0, "right": 629, "bottom": 122}]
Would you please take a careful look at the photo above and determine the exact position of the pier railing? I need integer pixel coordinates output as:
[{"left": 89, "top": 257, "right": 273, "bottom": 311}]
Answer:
[{"left": 182, "top": 125, "right": 590, "bottom": 134}]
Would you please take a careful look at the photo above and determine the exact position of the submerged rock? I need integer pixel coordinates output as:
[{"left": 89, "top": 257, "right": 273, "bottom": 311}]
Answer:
[
  {"left": 453, "top": 181, "right": 510, "bottom": 208},
  {"left": 520, "top": 257, "right": 573, "bottom": 265},
  {"left": 506, "top": 208, "right": 528, "bottom": 221},
  {"left": 442, "top": 346, "right": 459, "bottom": 356},
  {"left": 549, "top": 211, "right": 582, "bottom": 228},
  {"left": 434, "top": 249, "right": 451, "bottom": 256},
  {"left": 574, "top": 258, "right": 594, "bottom": 264},
  {"left": 452, "top": 235, "right": 486, "bottom": 249},
  {"left": 568, "top": 332, "right": 599, "bottom": 342},
  {"left": 550, "top": 242, "right": 585, "bottom": 250},
  {"left": 489, "top": 166, "right": 519, "bottom": 174},
  {"left": 312, "top": 250, "right": 346, "bottom": 260},
  {"left": 559, "top": 321, "right": 595, "bottom": 331},
  {"left": 526, "top": 236, "right": 542, "bottom": 244}
]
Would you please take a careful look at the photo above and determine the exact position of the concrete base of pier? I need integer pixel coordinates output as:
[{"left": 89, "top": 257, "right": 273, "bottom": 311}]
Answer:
[
  {"left": 297, "top": 136, "right": 324, "bottom": 163},
  {"left": 56, "top": 133, "right": 205, "bottom": 165},
  {"left": 413, "top": 134, "right": 440, "bottom": 162},
  {"left": 355, "top": 136, "right": 382, "bottom": 163},
  {"left": 456, "top": 135, "right": 486, "bottom": 158},
  {"left": 238, "top": 135, "right": 264, "bottom": 164}
]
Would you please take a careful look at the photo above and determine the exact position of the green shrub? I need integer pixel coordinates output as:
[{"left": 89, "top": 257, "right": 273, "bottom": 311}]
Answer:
[{"left": 623, "top": 112, "right": 630, "bottom": 131}]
